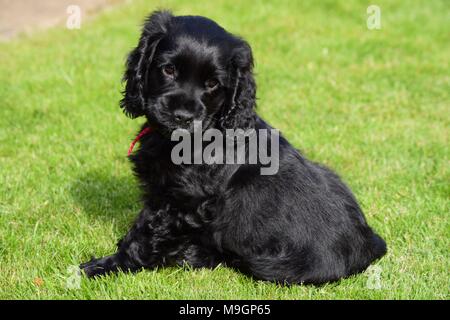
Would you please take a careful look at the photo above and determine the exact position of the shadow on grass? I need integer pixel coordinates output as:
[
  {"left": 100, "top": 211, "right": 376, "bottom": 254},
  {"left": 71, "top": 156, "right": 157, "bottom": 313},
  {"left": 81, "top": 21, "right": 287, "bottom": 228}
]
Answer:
[{"left": 69, "top": 170, "right": 141, "bottom": 225}]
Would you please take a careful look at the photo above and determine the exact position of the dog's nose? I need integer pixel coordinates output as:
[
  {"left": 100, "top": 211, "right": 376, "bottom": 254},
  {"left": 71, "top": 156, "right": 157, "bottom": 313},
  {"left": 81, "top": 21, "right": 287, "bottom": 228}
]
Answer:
[{"left": 173, "top": 109, "right": 194, "bottom": 125}]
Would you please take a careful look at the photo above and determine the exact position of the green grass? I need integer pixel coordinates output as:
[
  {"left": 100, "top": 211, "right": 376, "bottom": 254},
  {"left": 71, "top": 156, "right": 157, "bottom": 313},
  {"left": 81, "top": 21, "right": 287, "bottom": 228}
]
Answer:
[{"left": 0, "top": 0, "right": 448, "bottom": 299}]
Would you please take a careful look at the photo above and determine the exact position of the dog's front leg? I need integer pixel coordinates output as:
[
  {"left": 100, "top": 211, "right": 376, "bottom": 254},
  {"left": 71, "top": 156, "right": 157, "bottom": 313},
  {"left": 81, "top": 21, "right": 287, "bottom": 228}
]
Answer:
[
  {"left": 80, "top": 206, "right": 179, "bottom": 277},
  {"left": 79, "top": 252, "right": 135, "bottom": 278}
]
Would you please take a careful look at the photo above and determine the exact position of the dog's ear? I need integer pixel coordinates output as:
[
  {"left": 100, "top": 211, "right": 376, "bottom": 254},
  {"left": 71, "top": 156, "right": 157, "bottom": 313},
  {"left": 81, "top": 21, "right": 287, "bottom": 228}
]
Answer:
[
  {"left": 120, "top": 11, "right": 173, "bottom": 118},
  {"left": 221, "top": 40, "right": 256, "bottom": 129}
]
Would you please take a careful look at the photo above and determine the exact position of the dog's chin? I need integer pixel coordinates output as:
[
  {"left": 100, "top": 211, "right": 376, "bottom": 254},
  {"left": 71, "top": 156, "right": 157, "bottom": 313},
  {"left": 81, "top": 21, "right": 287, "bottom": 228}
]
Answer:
[{"left": 150, "top": 116, "right": 217, "bottom": 138}]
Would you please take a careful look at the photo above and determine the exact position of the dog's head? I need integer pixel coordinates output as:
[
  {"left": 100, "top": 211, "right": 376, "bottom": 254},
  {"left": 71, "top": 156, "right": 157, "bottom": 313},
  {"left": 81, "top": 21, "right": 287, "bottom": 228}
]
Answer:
[{"left": 120, "top": 11, "right": 256, "bottom": 133}]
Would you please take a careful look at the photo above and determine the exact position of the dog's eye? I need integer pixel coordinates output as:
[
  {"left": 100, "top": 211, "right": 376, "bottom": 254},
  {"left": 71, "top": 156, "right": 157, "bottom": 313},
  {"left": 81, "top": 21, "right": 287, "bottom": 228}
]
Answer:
[
  {"left": 205, "top": 79, "right": 219, "bottom": 90},
  {"left": 162, "top": 64, "right": 176, "bottom": 77}
]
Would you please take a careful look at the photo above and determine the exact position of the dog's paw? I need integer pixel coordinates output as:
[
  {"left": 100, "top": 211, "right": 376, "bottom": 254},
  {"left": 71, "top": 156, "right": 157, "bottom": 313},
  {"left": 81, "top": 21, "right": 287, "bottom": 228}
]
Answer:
[{"left": 80, "top": 256, "right": 109, "bottom": 278}]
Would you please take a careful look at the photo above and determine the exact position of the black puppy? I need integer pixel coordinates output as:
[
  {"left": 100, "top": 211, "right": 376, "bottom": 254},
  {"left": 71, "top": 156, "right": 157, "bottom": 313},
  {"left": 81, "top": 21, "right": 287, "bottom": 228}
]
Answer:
[{"left": 80, "top": 11, "right": 386, "bottom": 284}]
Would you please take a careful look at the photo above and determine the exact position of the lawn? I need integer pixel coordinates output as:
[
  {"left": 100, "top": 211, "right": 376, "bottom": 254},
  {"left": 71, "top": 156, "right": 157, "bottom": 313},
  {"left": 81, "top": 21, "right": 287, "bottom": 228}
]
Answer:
[{"left": 0, "top": 0, "right": 448, "bottom": 299}]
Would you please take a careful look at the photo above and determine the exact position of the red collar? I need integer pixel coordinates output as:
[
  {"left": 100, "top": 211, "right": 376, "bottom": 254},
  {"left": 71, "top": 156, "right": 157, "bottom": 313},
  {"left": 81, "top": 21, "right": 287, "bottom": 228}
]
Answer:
[{"left": 128, "top": 127, "right": 153, "bottom": 156}]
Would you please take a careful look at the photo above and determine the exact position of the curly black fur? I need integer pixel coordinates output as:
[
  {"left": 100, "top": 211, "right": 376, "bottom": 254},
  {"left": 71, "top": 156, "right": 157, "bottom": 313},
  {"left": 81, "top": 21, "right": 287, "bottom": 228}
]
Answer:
[{"left": 80, "top": 11, "right": 386, "bottom": 285}]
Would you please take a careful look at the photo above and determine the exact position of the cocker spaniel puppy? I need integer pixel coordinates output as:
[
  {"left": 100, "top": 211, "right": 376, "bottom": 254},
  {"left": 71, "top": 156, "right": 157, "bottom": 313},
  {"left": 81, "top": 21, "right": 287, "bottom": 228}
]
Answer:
[{"left": 80, "top": 11, "right": 386, "bottom": 284}]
